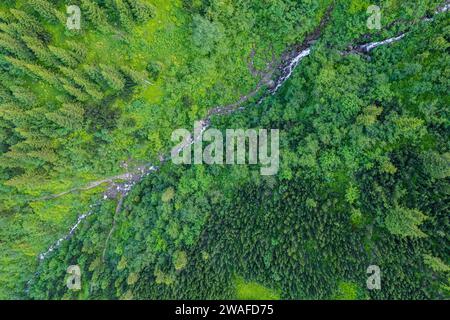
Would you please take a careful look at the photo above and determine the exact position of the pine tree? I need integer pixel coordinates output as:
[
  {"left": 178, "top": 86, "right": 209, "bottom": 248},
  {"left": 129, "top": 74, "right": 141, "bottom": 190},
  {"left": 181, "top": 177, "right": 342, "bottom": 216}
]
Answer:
[
  {"left": 21, "top": 35, "right": 57, "bottom": 67},
  {"left": 0, "top": 32, "right": 32, "bottom": 60},
  {"left": 80, "top": 0, "right": 111, "bottom": 31},
  {"left": 23, "top": 135, "right": 53, "bottom": 149},
  {"left": 9, "top": 9, "right": 46, "bottom": 36},
  {"left": 45, "top": 103, "right": 85, "bottom": 131},
  {"left": 0, "top": 85, "right": 13, "bottom": 103},
  {"left": 5, "top": 57, "right": 60, "bottom": 88},
  {"left": 24, "top": 63, "right": 61, "bottom": 88},
  {"left": 1, "top": 143, "right": 42, "bottom": 170},
  {"left": 66, "top": 40, "right": 87, "bottom": 63},
  {"left": 5, "top": 170, "right": 49, "bottom": 188},
  {"left": 0, "top": 23, "right": 16, "bottom": 37},
  {"left": 9, "top": 86, "right": 37, "bottom": 108},
  {"left": 112, "top": 0, "right": 134, "bottom": 31},
  {"left": 27, "top": 148, "right": 58, "bottom": 164},
  {"left": 0, "top": 11, "right": 12, "bottom": 23},
  {"left": 0, "top": 103, "right": 24, "bottom": 121},
  {"left": 83, "top": 65, "right": 104, "bottom": 85},
  {"left": 119, "top": 65, "right": 149, "bottom": 85},
  {"left": 4, "top": 56, "right": 32, "bottom": 76},
  {"left": 125, "top": 0, "right": 155, "bottom": 23},
  {"left": 27, "top": 0, "right": 66, "bottom": 24},
  {"left": 59, "top": 66, "right": 103, "bottom": 101},
  {"left": 99, "top": 64, "right": 125, "bottom": 91},
  {"left": 385, "top": 206, "right": 428, "bottom": 238},
  {"left": 61, "top": 83, "right": 90, "bottom": 102},
  {"left": 423, "top": 254, "right": 450, "bottom": 273},
  {"left": 48, "top": 45, "right": 79, "bottom": 68}
]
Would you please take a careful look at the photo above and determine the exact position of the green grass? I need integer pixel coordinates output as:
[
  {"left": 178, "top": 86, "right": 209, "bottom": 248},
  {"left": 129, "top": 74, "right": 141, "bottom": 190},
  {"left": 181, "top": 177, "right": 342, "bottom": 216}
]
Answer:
[
  {"left": 235, "top": 277, "right": 280, "bottom": 300},
  {"left": 332, "top": 281, "right": 362, "bottom": 300}
]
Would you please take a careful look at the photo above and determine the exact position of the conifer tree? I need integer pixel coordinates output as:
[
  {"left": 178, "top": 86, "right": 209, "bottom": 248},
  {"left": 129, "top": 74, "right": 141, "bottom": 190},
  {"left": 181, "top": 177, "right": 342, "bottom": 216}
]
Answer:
[
  {"left": 45, "top": 103, "right": 85, "bottom": 131},
  {"left": 9, "top": 86, "right": 37, "bottom": 108},
  {"left": 112, "top": 0, "right": 134, "bottom": 31},
  {"left": 0, "top": 32, "right": 32, "bottom": 60},
  {"left": 58, "top": 66, "right": 103, "bottom": 101},
  {"left": 80, "top": 0, "right": 111, "bottom": 31},
  {"left": 61, "top": 83, "right": 90, "bottom": 102},
  {"left": 66, "top": 40, "right": 87, "bottom": 63},
  {"left": 125, "top": 0, "right": 155, "bottom": 23},
  {"left": 21, "top": 36, "right": 57, "bottom": 67},
  {"left": 48, "top": 46, "right": 79, "bottom": 68},
  {"left": 9, "top": 9, "right": 46, "bottom": 36},
  {"left": 27, "top": 0, "right": 66, "bottom": 25},
  {"left": 99, "top": 64, "right": 126, "bottom": 91},
  {"left": 119, "top": 65, "right": 149, "bottom": 85}
]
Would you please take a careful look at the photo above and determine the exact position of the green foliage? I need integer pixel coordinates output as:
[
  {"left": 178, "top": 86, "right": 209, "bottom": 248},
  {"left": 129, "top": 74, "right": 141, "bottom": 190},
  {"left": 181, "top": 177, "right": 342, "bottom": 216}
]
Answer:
[
  {"left": 192, "top": 14, "right": 223, "bottom": 55},
  {"left": 385, "top": 206, "right": 428, "bottom": 238},
  {"left": 162, "top": 187, "right": 175, "bottom": 203},
  {"left": 235, "top": 277, "right": 280, "bottom": 300},
  {"left": 333, "top": 281, "right": 361, "bottom": 300},
  {"left": 1, "top": 0, "right": 449, "bottom": 301},
  {"left": 350, "top": 208, "right": 363, "bottom": 228},
  {"left": 173, "top": 251, "right": 188, "bottom": 271},
  {"left": 423, "top": 254, "right": 450, "bottom": 273}
]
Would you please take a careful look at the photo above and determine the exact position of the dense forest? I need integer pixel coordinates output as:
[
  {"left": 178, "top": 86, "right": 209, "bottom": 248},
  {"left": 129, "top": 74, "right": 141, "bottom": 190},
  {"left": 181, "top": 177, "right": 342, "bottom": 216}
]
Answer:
[{"left": 0, "top": 0, "right": 448, "bottom": 300}]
